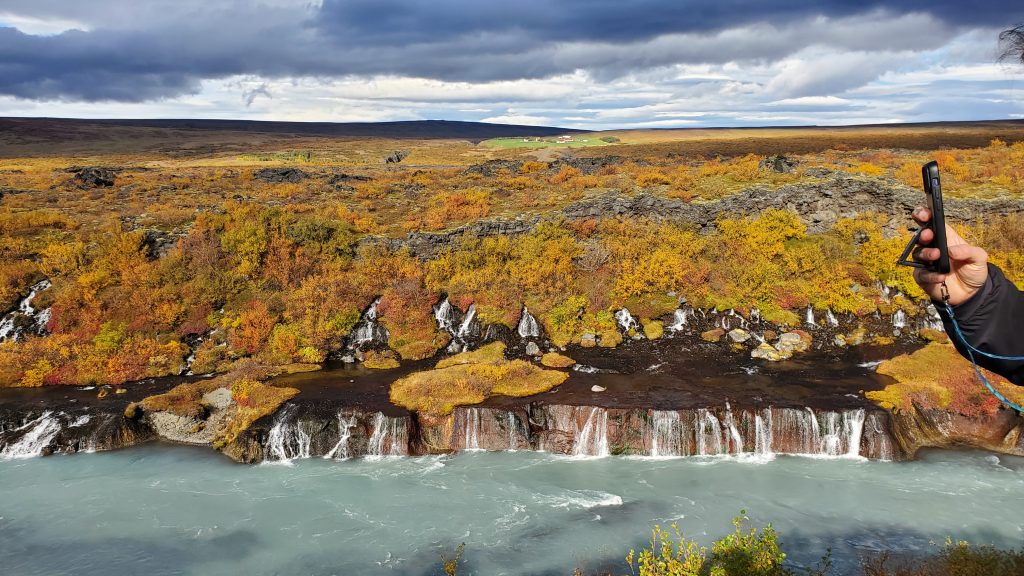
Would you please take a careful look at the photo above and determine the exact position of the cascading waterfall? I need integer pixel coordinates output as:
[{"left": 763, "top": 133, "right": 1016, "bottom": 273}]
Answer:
[
  {"left": 0, "top": 279, "right": 52, "bottom": 343},
  {"left": 696, "top": 409, "right": 724, "bottom": 456},
  {"left": 754, "top": 409, "right": 773, "bottom": 456},
  {"left": 573, "top": 407, "right": 609, "bottom": 457},
  {"left": 825, "top": 309, "right": 839, "bottom": 327},
  {"left": 0, "top": 412, "right": 62, "bottom": 459},
  {"left": 349, "top": 298, "right": 388, "bottom": 348},
  {"left": 264, "top": 405, "right": 311, "bottom": 462},
  {"left": 463, "top": 407, "right": 482, "bottom": 450},
  {"left": 457, "top": 305, "right": 478, "bottom": 342},
  {"left": 325, "top": 412, "right": 359, "bottom": 460},
  {"left": 614, "top": 308, "right": 640, "bottom": 335},
  {"left": 805, "top": 306, "right": 817, "bottom": 327},
  {"left": 669, "top": 309, "right": 688, "bottom": 331},
  {"left": 723, "top": 403, "right": 744, "bottom": 455},
  {"left": 892, "top": 310, "right": 907, "bottom": 329},
  {"left": 516, "top": 306, "right": 540, "bottom": 338},
  {"left": 506, "top": 412, "right": 520, "bottom": 451},
  {"left": 367, "top": 413, "right": 408, "bottom": 457},
  {"left": 649, "top": 410, "right": 685, "bottom": 457}
]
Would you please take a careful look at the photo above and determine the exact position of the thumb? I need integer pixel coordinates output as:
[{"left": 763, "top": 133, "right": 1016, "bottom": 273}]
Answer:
[{"left": 947, "top": 243, "right": 987, "bottom": 266}]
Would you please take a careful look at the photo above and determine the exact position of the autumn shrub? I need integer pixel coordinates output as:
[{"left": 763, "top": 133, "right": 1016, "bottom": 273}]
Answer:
[
  {"left": 626, "top": 513, "right": 814, "bottom": 576},
  {"left": 863, "top": 540, "right": 1024, "bottom": 576}
]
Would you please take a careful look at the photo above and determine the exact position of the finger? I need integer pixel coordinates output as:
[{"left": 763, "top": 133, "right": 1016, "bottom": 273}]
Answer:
[
  {"left": 947, "top": 243, "right": 987, "bottom": 265},
  {"left": 913, "top": 247, "right": 940, "bottom": 262},
  {"left": 912, "top": 206, "right": 932, "bottom": 225},
  {"left": 914, "top": 269, "right": 947, "bottom": 285},
  {"left": 917, "top": 227, "right": 934, "bottom": 246}
]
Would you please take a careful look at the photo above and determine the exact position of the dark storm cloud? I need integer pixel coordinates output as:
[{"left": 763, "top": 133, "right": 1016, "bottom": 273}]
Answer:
[
  {"left": 316, "top": 0, "right": 1020, "bottom": 44},
  {"left": 0, "top": 0, "right": 1022, "bottom": 102}
]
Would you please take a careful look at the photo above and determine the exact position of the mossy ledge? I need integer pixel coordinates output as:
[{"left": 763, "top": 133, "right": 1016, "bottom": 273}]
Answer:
[{"left": 389, "top": 342, "right": 568, "bottom": 416}]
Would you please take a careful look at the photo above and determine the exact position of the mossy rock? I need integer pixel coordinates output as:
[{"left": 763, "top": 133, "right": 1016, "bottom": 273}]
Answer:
[
  {"left": 918, "top": 327, "right": 949, "bottom": 343},
  {"left": 599, "top": 329, "right": 623, "bottom": 348},
  {"left": 642, "top": 320, "right": 664, "bottom": 340},
  {"left": 541, "top": 352, "right": 575, "bottom": 368},
  {"left": 363, "top": 349, "right": 401, "bottom": 370}
]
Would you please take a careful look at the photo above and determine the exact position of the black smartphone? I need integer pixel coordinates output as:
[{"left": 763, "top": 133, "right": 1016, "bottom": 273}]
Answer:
[
  {"left": 896, "top": 160, "right": 950, "bottom": 273},
  {"left": 921, "top": 161, "right": 950, "bottom": 274}
]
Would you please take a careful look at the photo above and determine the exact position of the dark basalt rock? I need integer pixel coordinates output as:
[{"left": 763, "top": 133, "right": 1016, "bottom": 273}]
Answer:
[
  {"left": 384, "top": 150, "right": 409, "bottom": 164},
  {"left": 463, "top": 159, "right": 523, "bottom": 177},
  {"left": 70, "top": 167, "right": 118, "bottom": 188},
  {"left": 253, "top": 167, "right": 309, "bottom": 183},
  {"left": 328, "top": 173, "right": 372, "bottom": 188},
  {"left": 549, "top": 156, "right": 623, "bottom": 175},
  {"left": 759, "top": 155, "right": 798, "bottom": 173}
]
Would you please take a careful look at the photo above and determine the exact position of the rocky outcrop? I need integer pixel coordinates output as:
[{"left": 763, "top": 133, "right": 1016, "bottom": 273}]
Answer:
[
  {"left": 67, "top": 166, "right": 118, "bottom": 188},
  {"left": 462, "top": 159, "right": 523, "bottom": 177},
  {"left": 759, "top": 155, "right": 798, "bottom": 173},
  {"left": 887, "top": 405, "right": 1024, "bottom": 458},
  {"left": 562, "top": 174, "right": 1024, "bottom": 235},
  {"left": 360, "top": 173, "right": 1024, "bottom": 257},
  {"left": 549, "top": 156, "right": 623, "bottom": 175},
  {"left": 384, "top": 150, "right": 409, "bottom": 164},
  {"left": 253, "top": 167, "right": 309, "bottom": 183}
]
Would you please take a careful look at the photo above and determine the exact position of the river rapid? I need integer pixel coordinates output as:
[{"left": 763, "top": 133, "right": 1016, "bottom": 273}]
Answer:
[{"left": 2, "top": 447, "right": 1023, "bottom": 576}]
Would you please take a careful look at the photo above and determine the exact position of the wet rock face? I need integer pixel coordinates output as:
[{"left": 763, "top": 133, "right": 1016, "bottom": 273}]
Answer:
[
  {"left": 70, "top": 166, "right": 118, "bottom": 188},
  {"left": 253, "top": 167, "right": 308, "bottom": 183},
  {"left": 887, "top": 405, "right": 1024, "bottom": 459},
  {"left": 230, "top": 402, "right": 414, "bottom": 463},
  {"left": 0, "top": 408, "right": 154, "bottom": 458}
]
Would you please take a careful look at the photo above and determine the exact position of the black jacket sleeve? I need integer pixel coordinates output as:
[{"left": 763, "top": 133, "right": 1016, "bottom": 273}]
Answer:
[{"left": 935, "top": 263, "right": 1024, "bottom": 385}]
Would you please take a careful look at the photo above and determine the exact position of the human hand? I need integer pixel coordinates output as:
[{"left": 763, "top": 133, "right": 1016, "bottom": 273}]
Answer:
[{"left": 911, "top": 206, "right": 988, "bottom": 306}]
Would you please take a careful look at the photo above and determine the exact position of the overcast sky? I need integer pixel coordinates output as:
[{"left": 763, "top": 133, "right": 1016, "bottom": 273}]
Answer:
[{"left": 1, "top": 1, "right": 1023, "bottom": 129}]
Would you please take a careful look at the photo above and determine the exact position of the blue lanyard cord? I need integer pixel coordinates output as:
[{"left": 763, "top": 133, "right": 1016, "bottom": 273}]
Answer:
[{"left": 942, "top": 301, "right": 1024, "bottom": 413}]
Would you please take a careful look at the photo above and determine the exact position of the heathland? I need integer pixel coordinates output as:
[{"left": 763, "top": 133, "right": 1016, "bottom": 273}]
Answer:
[{"left": 2, "top": 117, "right": 1024, "bottom": 421}]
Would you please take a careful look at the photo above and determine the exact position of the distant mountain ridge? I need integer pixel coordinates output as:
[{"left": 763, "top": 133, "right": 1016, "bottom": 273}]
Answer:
[{"left": 0, "top": 117, "right": 581, "bottom": 142}]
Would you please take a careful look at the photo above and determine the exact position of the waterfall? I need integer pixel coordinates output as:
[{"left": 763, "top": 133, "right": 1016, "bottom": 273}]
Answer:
[
  {"left": 0, "top": 279, "right": 52, "bottom": 343},
  {"left": 573, "top": 407, "right": 609, "bottom": 457},
  {"left": 754, "top": 409, "right": 773, "bottom": 456},
  {"left": 614, "top": 308, "right": 640, "bottom": 334},
  {"left": 818, "top": 409, "right": 865, "bottom": 457},
  {"left": 433, "top": 297, "right": 459, "bottom": 333},
  {"left": 0, "top": 411, "right": 62, "bottom": 459},
  {"left": 516, "top": 306, "right": 540, "bottom": 338},
  {"left": 349, "top": 298, "right": 388, "bottom": 348},
  {"left": 805, "top": 306, "right": 817, "bottom": 327},
  {"left": 506, "top": 412, "right": 519, "bottom": 451},
  {"left": 695, "top": 409, "right": 724, "bottom": 456},
  {"left": 457, "top": 305, "right": 478, "bottom": 341},
  {"left": 463, "top": 407, "right": 482, "bottom": 450},
  {"left": 723, "top": 403, "right": 744, "bottom": 455},
  {"left": 825, "top": 309, "right": 839, "bottom": 327},
  {"left": 669, "top": 309, "right": 688, "bottom": 331},
  {"left": 892, "top": 310, "right": 907, "bottom": 329},
  {"left": 367, "top": 413, "right": 408, "bottom": 458},
  {"left": 649, "top": 410, "right": 684, "bottom": 457},
  {"left": 264, "top": 405, "right": 311, "bottom": 462},
  {"left": 325, "top": 411, "right": 359, "bottom": 460}
]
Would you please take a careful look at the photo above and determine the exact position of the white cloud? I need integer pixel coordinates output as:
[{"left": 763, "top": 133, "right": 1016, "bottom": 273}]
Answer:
[{"left": 0, "top": 12, "right": 88, "bottom": 35}]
